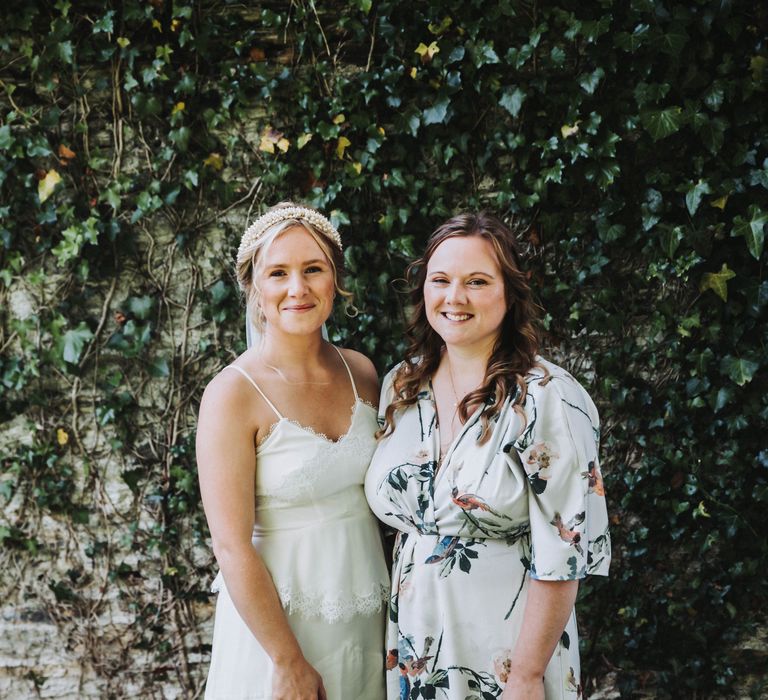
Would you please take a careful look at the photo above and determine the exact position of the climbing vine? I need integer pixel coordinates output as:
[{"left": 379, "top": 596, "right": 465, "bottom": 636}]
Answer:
[{"left": 1, "top": 1, "right": 766, "bottom": 697}]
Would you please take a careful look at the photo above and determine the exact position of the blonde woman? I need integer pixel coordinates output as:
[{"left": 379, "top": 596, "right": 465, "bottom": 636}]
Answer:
[{"left": 197, "top": 203, "right": 388, "bottom": 699}]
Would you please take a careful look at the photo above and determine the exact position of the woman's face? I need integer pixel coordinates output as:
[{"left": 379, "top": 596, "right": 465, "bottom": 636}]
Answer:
[
  {"left": 423, "top": 235, "right": 507, "bottom": 355},
  {"left": 257, "top": 226, "right": 335, "bottom": 335}
]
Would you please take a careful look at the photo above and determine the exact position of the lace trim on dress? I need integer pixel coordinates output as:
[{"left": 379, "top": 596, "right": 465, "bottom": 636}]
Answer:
[
  {"left": 256, "top": 398, "right": 375, "bottom": 448},
  {"left": 277, "top": 582, "right": 390, "bottom": 623},
  {"left": 260, "top": 427, "right": 374, "bottom": 502},
  {"left": 210, "top": 573, "right": 389, "bottom": 623}
]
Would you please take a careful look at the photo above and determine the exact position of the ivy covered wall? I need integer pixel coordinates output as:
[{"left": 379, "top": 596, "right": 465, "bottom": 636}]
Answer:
[{"left": 1, "top": 1, "right": 766, "bottom": 698}]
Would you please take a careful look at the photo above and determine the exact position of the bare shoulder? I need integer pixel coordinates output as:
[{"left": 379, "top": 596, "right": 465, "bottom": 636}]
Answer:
[
  {"left": 337, "top": 347, "right": 379, "bottom": 406},
  {"left": 198, "top": 366, "right": 266, "bottom": 436},
  {"left": 200, "top": 366, "right": 252, "bottom": 413}
]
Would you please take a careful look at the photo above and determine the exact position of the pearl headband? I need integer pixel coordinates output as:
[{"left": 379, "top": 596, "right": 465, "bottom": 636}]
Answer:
[{"left": 237, "top": 206, "right": 342, "bottom": 266}]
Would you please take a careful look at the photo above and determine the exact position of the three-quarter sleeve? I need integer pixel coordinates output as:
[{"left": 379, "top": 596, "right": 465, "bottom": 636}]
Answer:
[{"left": 510, "top": 371, "right": 611, "bottom": 581}]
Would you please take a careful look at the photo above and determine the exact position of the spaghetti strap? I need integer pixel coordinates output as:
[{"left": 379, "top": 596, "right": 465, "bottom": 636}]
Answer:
[
  {"left": 223, "top": 365, "right": 284, "bottom": 420},
  {"left": 333, "top": 346, "right": 359, "bottom": 402}
]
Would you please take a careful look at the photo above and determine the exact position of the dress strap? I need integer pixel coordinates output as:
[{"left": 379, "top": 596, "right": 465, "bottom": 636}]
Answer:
[
  {"left": 223, "top": 365, "right": 284, "bottom": 420},
  {"left": 332, "top": 346, "right": 359, "bottom": 402}
]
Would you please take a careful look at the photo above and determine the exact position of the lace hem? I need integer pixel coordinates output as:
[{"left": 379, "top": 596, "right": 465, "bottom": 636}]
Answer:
[
  {"left": 211, "top": 574, "right": 389, "bottom": 623},
  {"left": 277, "top": 582, "right": 390, "bottom": 623}
]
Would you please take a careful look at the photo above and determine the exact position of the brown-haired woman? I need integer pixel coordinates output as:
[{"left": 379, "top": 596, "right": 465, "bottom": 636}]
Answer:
[
  {"left": 364, "top": 212, "right": 610, "bottom": 700},
  {"left": 198, "top": 203, "right": 388, "bottom": 699}
]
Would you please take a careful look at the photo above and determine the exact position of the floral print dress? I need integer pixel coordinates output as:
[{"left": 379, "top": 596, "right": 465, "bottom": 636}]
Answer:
[{"left": 364, "top": 358, "right": 610, "bottom": 700}]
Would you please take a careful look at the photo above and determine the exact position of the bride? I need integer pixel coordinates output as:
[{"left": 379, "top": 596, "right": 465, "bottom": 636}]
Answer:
[{"left": 196, "top": 203, "right": 388, "bottom": 700}]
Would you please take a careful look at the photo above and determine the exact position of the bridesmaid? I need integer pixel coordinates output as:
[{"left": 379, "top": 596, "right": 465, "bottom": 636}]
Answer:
[
  {"left": 365, "top": 212, "right": 610, "bottom": 700},
  {"left": 198, "top": 202, "right": 389, "bottom": 700}
]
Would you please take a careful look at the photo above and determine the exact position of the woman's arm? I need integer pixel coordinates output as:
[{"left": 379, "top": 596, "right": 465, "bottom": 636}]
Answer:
[
  {"left": 197, "top": 373, "right": 326, "bottom": 700},
  {"left": 501, "top": 579, "right": 578, "bottom": 700}
]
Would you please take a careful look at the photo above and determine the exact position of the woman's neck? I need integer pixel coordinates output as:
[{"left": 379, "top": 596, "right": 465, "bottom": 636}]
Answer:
[
  {"left": 440, "top": 341, "right": 495, "bottom": 394},
  {"left": 257, "top": 328, "right": 328, "bottom": 373}
]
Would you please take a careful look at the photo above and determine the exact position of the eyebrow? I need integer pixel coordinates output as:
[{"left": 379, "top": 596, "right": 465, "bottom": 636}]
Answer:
[
  {"left": 265, "top": 258, "right": 328, "bottom": 268},
  {"left": 429, "top": 270, "right": 495, "bottom": 277}
]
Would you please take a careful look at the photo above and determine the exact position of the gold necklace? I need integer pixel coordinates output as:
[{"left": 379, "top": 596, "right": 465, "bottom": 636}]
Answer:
[
  {"left": 264, "top": 363, "right": 331, "bottom": 386},
  {"left": 446, "top": 358, "right": 462, "bottom": 408}
]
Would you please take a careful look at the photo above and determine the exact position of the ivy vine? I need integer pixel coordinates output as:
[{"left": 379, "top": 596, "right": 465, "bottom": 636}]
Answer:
[{"left": 1, "top": 1, "right": 766, "bottom": 697}]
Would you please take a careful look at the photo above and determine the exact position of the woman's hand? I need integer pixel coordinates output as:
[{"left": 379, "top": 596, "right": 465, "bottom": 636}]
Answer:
[
  {"left": 271, "top": 655, "right": 327, "bottom": 700},
  {"left": 500, "top": 672, "right": 544, "bottom": 700}
]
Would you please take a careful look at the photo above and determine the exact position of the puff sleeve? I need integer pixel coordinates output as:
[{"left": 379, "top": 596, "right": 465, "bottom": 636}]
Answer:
[{"left": 509, "top": 370, "right": 611, "bottom": 581}]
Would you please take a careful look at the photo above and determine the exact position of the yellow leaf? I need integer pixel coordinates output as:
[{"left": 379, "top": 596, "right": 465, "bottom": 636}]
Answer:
[
  {"left": 710, "top": 195, "right": 728, "bottom": 210},
  {"left": 297, "top": 133, "right": 313, "bottom": 150},
  {"left": 699, "top": 263, "right": 735, "bottom": 302},
  {"left": 560, "top": 121, "right": 580, "bottom": 138},
  {"left": 171, "top": 18, "right": 180, "bottom": 32},
  {"left": 336, "top": 136, "right": 351, "bottom": 159},
  {"left": 203, "top": 153, "right": 224, "bottom": 170},
  {"left": 151, "top": 19, "right": 162, "bottom": 31},
  {"left": 414, "top": 41, "right": 440, "bottom": 63},
  {"left": 428, "top": 17, "right": 452, "bottom": 36},
  {"left": 332, "top": 114, "right": 345, "bottom": 125},
  {"left": 38, "top": 169, "right": 62, "bottom": 203},
  {"left": 172, "top": 101, "right": 185, "bottom": 115},
  {"left": 117, "top": 37, "right": 130, "bottom": 48},
  {"left": 378, "top": 126, "right": 385, "bottom": 136},
  {"left": 351, "top": 162, "right": 362, "bottom": 175},
  {"left": 259, "top": 126, "right": 285, "bottom": 154},
  {"left": 57, "top": 428, "right": 69, "bottom": 446},
  {"left": 694, "top": 501, "right": 711, "bottom": 519},
  {"left": 410, "top": 66, "right": 417, "bottom": 79}
]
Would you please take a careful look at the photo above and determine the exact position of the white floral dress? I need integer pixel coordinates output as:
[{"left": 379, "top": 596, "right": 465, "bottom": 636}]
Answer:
[{"left": 364, "top": 358, "right": 610, "bottom": 700}]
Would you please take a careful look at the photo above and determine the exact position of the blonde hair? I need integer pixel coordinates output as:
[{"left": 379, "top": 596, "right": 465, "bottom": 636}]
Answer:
[{"left": 235, "top": 202, "right": 353, "bottom": 330}]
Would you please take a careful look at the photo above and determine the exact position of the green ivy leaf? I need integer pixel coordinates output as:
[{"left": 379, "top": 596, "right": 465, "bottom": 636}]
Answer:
[
  {"left": 470, "top": 41, "right": 499, "bottom": 67},
  {"left": 499, "top": 87, "right": 526, "bottom": 117},
  {"left": 659, "top": 225, "right": 685, "bottom": 258},
  {"left": 641, "top": 107, "right": 684, "bottom": 140},
  {"left": 685, "top": 180, "right": 711, "bottom": 216},
  {"left": 423, "top": 96, "right": 450, "bottom": 125},
  {"left": 656, "top": 27, "right": 689, "bottom": 55},
  {"left": 0, "top": 125, "right": 14, "bottom": 151},
  {"left": 615, "top": 24, "right": 650, "bottom": 52},
  {"left": 641, "top": 189, "right": 663, "bottom": 231},
  {"left": 62, "top": 323, "right": 94, "bottom": 364},
  {"left": 580, "top": 67, "right": 605, "bottom": 94},
  {"left": 149, "top": 356, "right": 170, "bottom": 378},
  {"left": 57, "top": 40, "right": 73, "bottom": 64},
  {"left": 703, "top": 81, "right": 725, "bottom": 111},
  {"left": 696, "top": 116, "right": 727, "bottom": 155},
  {"left": 92, "top": 10, "right": 114, "bottom": 33},
  {"left": 169, "top": 127, "right": 191, "bottom": 152},
  {"left": 720, "top": 356, "right": 759, "bottom": 387},
  {"left": 128, "top": 296, "right": 153, "bottom": 320},
  {"left": 731, "top": 205, "right": 766, "bottom": 260}
]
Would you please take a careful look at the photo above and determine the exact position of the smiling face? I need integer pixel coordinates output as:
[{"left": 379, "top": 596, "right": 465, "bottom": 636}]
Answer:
[
  {"left": 257, "top": 225, "right": 335, "bottom": 336},
  {"left": 423, "top": 235, "right": 507, "bottom": 355}
]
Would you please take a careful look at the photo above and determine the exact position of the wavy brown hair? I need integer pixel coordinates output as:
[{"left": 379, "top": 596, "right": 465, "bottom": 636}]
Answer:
[{"left": 378, "top": 212, "right": 543, "bottom": 443}]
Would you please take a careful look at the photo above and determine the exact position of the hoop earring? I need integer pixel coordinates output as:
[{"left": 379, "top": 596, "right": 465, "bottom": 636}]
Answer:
[{"left": 344, "top": 302, "right": 359, "bottom": 318}]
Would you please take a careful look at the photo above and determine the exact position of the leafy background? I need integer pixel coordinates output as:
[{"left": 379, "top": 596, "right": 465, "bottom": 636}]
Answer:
[{"left": 1, "top": 0, "right": 766, "bottom": 697}]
